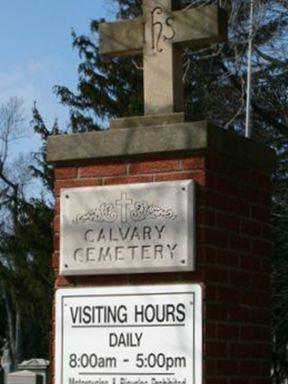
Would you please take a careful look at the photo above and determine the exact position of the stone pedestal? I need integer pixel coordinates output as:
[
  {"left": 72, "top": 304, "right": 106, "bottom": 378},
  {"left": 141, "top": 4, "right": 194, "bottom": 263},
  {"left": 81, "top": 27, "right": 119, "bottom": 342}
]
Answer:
[
  {"left": 7, "top": 371, "right": 42, "bottom": 384},
  {"left": 47, "top": 121, "right": 275, "bottom": 384},
  {"left": 18, "top": 360, "right": 49, "bottom": 384}
]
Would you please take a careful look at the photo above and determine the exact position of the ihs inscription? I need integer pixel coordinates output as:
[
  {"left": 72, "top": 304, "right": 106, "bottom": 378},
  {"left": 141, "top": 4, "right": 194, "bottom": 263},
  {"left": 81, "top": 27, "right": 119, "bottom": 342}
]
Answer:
[
  {"left": 151, "top": 6, "right": 176, "bottom": 52},
  {"left": 99, "top": 0, "right": 227, "bottom": 115}
]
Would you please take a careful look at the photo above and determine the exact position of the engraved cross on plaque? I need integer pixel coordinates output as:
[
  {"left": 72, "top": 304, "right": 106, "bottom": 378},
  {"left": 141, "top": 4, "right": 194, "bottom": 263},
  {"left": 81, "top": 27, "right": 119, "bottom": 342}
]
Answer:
[
  {"left": 99, "top": 0, "right": 227, "bottom": 116},
  {"left": 116, "top": 192, "right": 133, "bottom": 224}
]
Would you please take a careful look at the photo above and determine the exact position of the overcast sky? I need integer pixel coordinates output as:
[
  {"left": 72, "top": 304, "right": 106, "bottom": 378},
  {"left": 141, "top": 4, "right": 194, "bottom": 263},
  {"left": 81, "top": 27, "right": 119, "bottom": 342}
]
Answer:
[{"left": 0, "top": 0, "right": 112, "bottom": 134}]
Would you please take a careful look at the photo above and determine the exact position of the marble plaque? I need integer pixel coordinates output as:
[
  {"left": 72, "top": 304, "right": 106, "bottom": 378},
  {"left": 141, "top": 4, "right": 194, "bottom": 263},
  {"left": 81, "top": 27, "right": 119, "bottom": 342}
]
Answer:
[{"left": 60, "top": 180, "right": 195, "bottom": 275}]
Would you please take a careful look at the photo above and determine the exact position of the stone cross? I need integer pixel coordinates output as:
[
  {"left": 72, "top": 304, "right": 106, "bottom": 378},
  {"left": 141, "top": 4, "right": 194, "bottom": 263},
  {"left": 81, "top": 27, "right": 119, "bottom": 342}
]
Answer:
[
  {"left": 99, "top": 0, "right": 227, "bottom": 116},
  {"left": 116, "top": 192, "right": 133, "bottom": 223}
]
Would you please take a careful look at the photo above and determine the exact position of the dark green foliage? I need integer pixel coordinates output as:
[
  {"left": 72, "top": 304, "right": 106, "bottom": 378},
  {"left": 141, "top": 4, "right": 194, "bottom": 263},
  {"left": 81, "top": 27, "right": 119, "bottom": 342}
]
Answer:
[
  {"left": 0, "top": 193, "right": 54, "bottom": 363},
  {"left": 0, "top": 298, "right": 6, "bottom": 346},
  {"left": 30, "top": 104, "right": 58, "bottom": 191},
  {"left": 54, "top": 22, "right": 144, "bottom": 132}
]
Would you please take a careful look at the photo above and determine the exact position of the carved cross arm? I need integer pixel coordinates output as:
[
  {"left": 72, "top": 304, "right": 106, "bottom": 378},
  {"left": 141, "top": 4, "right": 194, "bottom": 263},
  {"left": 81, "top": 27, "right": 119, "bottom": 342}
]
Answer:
[
  {"left": 99, "top": 6, "right": 227, "bottom": 57},
  {"left": 99, "top": 17, "right": 144, "bottom": 57},
  {"left": 173, "top": 6, "right": 227, "bottom": 47}
]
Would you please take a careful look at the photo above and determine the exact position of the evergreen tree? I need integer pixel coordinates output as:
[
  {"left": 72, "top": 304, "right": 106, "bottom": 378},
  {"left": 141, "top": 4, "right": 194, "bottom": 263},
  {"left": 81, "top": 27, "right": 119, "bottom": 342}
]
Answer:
[{"left": 0, "top": 99, "right": 55, "bottom": 366}]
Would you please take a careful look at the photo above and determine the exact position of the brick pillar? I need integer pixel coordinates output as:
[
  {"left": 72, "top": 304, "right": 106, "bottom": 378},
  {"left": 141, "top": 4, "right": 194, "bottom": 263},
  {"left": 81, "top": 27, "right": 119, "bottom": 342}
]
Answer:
[{"left": 47, "top": 122, "right": 275, "bottom": 384}]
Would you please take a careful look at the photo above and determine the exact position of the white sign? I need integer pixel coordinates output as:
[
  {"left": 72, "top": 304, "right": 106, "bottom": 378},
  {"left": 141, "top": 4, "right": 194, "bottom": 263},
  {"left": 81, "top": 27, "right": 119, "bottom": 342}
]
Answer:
[
  {"left": 55, "top": 285, "right": 202, "bottom": 384},
  {"left": 60, "top": 181, "right": 195, "bottom": 275}
]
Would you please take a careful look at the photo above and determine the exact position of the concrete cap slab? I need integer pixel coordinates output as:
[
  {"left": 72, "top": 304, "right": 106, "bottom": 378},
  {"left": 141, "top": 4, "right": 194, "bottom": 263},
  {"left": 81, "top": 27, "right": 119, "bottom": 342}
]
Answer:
[{"left": 47, "top": 121, "right": 276, "bottom": 172}]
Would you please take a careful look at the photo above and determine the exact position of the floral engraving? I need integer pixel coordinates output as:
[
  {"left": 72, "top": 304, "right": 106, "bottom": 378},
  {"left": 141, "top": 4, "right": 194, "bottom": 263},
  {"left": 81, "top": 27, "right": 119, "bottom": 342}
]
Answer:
[
  {"left": 73, "top": 195, "right": 177, "bottom": 224},
  {"left": 74, "top": 203, "right": 118, "bottom": 224},
  {"left": 130, "top": 201, "right": 177, "bottom": 222}
]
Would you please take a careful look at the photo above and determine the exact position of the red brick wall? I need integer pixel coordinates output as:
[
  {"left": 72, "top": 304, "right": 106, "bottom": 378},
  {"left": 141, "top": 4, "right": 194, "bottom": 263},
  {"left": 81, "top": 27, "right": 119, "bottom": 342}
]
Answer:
[{"left": 51, "top": 151, "right": 272, "bottom": 384}]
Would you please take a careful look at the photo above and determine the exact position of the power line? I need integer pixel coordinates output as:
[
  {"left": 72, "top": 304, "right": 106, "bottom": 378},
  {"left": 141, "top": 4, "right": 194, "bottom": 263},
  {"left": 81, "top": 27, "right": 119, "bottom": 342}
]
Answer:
[{"left": 245, "top": 0, "right": 254, "bottom": 138}]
